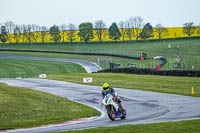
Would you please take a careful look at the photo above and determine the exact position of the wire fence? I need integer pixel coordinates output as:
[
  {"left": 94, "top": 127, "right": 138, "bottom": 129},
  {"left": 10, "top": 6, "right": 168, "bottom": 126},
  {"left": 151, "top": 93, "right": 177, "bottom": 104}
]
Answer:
[
  {"left": 74, "top": 47, "right": 142, "bottom": 58},
  {"left": 1, "top": 44, "right": 199, "bottom": 71},
  {"left": 98, "top": 61, "right": 200, "bottom": 71},
  {"left": 161, "top": 62, "right": 200, "bottom": 71}
]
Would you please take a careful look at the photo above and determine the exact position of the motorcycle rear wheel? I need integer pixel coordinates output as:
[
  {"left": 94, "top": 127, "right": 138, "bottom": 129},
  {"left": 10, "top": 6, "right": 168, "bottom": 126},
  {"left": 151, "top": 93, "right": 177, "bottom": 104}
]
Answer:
[{"left": 120, "top": 109, "right": 126, "bottom": 119}]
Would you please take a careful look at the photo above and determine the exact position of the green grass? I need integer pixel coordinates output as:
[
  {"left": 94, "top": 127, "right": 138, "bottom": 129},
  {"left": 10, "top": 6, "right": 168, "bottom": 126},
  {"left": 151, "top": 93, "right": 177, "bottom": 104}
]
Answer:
[
  {"left": 0, "top": 83, "right": 99, "bottom": 130},
  {"left": 0, "top": 38, "right": 200, "bottom": 70},
  {"left": 1, "top": 39, "right": 200, "bottom": 56},
  {"left": 0, "top": 39, "right": 200, "bottom": 132},
  {"left": 0, "top": 58, "right": 86, "bottom": 78},
  {"left": 59, "top": 119, "right": 200, "bottom": 133},
  {"left": 0, "top": 51, "right": 161, "bottom": 69},
  {"left": 48, "top": 73, "right": 200, "bottom": 97}
]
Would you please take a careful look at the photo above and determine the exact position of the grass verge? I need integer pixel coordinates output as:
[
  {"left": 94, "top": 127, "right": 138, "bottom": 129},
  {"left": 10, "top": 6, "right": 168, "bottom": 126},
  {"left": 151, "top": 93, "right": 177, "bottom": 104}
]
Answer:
[
  {"left": 0, "top": 39, "right": 199, "bottom": 55},
  {"left": 0, "top": 39, "right": 200, "bottom": 56},
  {"left": 0, "top": 58, "right": 86, "bottom": 78},
  {"left": 0, "top": 51, "right": 161, "bottom": 69},
  {"left": 0, "top": 83, "right": 99, "bottom": 130},
  {"left": 48, "top": 73, "right": 200, "bottom": 97},
  {"left": 59, "top": 119, "right": 200, "bottom": 133}
]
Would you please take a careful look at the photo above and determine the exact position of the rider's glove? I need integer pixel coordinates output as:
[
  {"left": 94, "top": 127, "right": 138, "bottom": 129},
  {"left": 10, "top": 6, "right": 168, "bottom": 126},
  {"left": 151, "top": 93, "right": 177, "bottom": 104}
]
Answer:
[{"left": 113, "top": 96, "right": 117, "bottom": 99}]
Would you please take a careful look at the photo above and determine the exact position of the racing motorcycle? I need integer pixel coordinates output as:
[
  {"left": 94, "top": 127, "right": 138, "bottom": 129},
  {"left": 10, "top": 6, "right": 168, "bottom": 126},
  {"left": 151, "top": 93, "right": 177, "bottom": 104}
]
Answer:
[{"left": 102, "top": 93, "right": 126, "bottom": 121}]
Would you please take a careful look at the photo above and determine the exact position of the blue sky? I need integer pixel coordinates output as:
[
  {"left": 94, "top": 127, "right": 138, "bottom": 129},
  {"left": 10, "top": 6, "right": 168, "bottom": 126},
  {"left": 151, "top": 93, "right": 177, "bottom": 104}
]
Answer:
[{"left": 1, "top": 0, "right": 199, "bottom": 27}]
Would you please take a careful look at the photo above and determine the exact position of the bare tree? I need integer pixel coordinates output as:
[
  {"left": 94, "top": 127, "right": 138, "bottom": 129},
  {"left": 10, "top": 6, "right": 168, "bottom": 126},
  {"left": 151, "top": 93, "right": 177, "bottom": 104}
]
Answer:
[
  {"left": 173, "top": 31, "right": 177, "bottom": 38},
  {"left": 125, "top": 20, "right": 133, "bottom": 41},
  {"left": 4, "top": 21, "right": 15, "bottom": 43},
  {"left": 66, "top": 23, "right": 77, "bottom": 43},
  {"left": 25, "top": 24, "right": 34, "bottom": 44},
  {"left": 20, "top": 24, "right": 27, "bottom": 43},
  {"left": 32, "top": 24, "right": 40, "bottom": 43},
  {"left": 59, "top": 24, "right": 67, "bottom": 43},
  {"left": 40, "top": 26, "right": 48, "bottom": 43},
  {"left": 129, "top": 16, "right": 144, "bottom": 41},
  {"left": 154, "top": 24, "right": 168, "bottom": 40},
  {"left": 94, "top": 20, "right": 107, "bottom": 42},
  {"left": 13, "top": 25, "right": 22, "bottom": 44},
  {"left": 197, "top": 23, "right": 200, "bottom": 36},
  {"left": 0, "top": 23, "right": 3, "bottom": 33},
  {"left": 118, "top": 21, "right": 126, "bottom": 42}
]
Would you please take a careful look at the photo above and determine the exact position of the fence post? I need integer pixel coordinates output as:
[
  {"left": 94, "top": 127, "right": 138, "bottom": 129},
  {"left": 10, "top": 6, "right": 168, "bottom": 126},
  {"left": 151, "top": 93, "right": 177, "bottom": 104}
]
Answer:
[
  {"left": 163, "top": 63, "right": 165, "bottom": 70},
  {"left": 168, "top": 63, "right": 169, "bottom": 70},
  {"left": 189, "top": 62, "right": 191, "bottom": 70},
  {"left": 196, "top": 62, "right": 198, "bottom": 70}
]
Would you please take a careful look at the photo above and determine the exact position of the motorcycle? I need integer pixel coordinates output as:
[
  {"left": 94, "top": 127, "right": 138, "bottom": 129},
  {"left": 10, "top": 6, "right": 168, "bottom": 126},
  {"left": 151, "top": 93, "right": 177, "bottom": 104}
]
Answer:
[{"left": 102, "top": 93, "right": 126, "bottom": 121}]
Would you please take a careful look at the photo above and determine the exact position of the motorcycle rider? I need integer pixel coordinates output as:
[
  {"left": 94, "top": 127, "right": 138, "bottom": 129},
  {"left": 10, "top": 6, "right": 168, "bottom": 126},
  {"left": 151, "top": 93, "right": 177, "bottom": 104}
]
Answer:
[{"left": 102, "top": 83, "right": 124, "bottom": 113}]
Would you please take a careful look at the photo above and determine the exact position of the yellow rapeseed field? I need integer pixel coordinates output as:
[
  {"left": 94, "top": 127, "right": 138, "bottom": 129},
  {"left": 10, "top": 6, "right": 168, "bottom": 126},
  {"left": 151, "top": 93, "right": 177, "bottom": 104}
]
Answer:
[{"left": 1, "top": 27, "right": 199, "bottom": 43}]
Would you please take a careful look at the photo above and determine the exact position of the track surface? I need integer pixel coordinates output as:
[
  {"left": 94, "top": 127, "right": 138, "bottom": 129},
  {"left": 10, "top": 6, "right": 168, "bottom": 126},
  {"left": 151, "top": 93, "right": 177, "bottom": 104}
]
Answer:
[
  {"left": 1, "top": 78, "right": 200, "bottom": 133},
  {"left": 0, "top": 55, "right": 100, "bottom": 73}
]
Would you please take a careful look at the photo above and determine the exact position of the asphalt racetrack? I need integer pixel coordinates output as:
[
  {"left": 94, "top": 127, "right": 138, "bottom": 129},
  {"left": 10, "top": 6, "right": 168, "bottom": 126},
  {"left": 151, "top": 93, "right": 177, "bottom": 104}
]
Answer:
[
  {"left": 1, "top": 78, "right": 200, "bottom": 133},
  {"left": 0, "top": 55, "right": 200, "bottom": 133}
]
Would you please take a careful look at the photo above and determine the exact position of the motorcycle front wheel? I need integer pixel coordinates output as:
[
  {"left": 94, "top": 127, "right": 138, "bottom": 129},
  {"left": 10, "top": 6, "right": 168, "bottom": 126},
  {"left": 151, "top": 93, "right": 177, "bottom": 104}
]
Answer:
[{"left": 107, "top": 105, "right": 116, "bottom": 121}]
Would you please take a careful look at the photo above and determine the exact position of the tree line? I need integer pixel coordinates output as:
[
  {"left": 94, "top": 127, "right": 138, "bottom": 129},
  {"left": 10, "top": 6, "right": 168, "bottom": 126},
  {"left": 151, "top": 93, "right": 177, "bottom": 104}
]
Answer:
[{"left": 0, "top": 16, "right": 200, "bottom": 44}]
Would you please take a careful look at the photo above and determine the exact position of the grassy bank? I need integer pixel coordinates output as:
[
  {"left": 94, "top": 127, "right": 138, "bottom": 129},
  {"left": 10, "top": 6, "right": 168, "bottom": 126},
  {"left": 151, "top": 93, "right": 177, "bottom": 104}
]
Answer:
[
  {"left": 60, "top": 119, "right": 200, "bottom": 133},
  {"left": 0, "top": 39, "right": 200, "bottom": 56},
  {"left": 48, "top": 73, "right": 200, "bottom": 97},
  {"left": 0, "top": 39, "right": 200, "bottom": 132},
  {"left": 0, "top": 58, "right": 86, "bottom": 78},
  {"left": 0, "top": 83, "right": 99, "bottom": 130},
  {"left": 0, "top": 51, "right": 161, "bottom": 69},
  {"left": 0, "top": 38, "right": 200, "bottom": 70}
]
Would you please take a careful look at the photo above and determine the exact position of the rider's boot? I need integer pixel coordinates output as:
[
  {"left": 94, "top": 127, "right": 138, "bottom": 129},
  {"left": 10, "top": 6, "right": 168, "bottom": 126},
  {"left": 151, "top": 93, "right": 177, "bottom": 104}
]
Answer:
[{"left": 118, "top": 103, "right": 124, "bottom": 113}]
